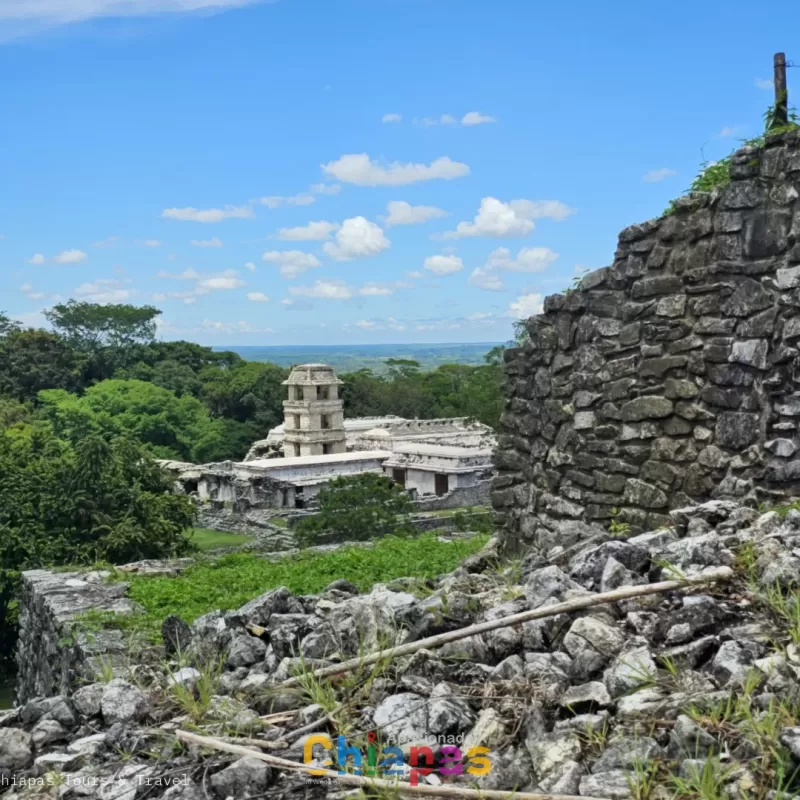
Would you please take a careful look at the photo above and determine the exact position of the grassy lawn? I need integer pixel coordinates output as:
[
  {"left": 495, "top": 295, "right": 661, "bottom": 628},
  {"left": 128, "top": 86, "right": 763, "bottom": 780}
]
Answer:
[
  {"left": 190, "top": 528, "right": 253, "bottom": 551},
  {"left": 119, "top": 532, "right": 491, "bottom": 642},
  {"left": 268, "top": 516, "right": 289, "bottom": 528}
]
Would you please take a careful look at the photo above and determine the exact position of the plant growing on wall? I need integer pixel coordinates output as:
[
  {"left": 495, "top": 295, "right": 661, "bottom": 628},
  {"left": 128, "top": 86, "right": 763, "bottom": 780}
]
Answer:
[{"left": 295, "top": 473, "right": 413, "bottom": 546}]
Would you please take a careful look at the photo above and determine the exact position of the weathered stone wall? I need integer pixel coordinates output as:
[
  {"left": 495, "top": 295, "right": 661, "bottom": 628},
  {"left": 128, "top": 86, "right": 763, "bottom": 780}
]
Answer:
[
  {"left": 16, "top": 571, "right": 139, "bottom": 704},
  {"left": 493, "top": 129, "right": 800, "bottom": 552}
]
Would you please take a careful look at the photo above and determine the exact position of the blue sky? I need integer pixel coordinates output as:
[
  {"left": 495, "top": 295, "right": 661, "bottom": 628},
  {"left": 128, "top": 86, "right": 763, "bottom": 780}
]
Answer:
[{"left": 0, "top": 0, "right": 793, "bottom": 345}]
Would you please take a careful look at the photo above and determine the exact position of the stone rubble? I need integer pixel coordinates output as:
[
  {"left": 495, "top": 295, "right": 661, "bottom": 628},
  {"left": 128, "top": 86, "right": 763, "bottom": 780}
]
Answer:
[{"left": 4, "top": 499, "right": 800, "bottom": 797}]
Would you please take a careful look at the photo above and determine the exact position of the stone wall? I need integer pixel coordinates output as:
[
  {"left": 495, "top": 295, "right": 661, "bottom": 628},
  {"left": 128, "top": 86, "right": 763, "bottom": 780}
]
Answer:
[
  {"left": 16, "top": 570, "right": 139, "bottom": 704},
  {"left": 493, "top": 129, "right": 800, "bottom": 552}
]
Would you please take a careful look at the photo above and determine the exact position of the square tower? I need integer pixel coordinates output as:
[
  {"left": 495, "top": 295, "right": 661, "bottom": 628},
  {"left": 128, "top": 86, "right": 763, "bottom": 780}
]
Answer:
[{"left": 282, "top": 364, "right": 347, "bottom": 457}]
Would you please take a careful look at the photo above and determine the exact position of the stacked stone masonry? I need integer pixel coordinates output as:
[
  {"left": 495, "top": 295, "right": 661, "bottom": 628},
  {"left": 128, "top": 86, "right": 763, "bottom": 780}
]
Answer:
[{"left": 493, "top": 130, "right": 800, "bottom": 551}]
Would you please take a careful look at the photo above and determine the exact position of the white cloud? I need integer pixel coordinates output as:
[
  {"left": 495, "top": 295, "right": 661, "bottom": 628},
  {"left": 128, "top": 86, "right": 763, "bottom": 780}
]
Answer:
[
  {"left": 0, "top": 0, "right": 267, "bottom": 26},
  {"left": 74, "top": 279, "right": 135, "bottom": 304},
  {"left": 508, "top": 293, "right": 543, "bottom": 318},
  {"left": 28, "top": 253, "right": 45, "bottom": 265},
  {"left": 277, "top": 220, "right": 339, "bottom": 241},
  {"left": 382, "top": 113, "right": 402, "bottom": 123},
  {"left": 244, "top": 261, "right": 256, "bottom": 272},
  {"left": 385, "top": 201, "right": 447, "bottom": 226},
  {"left": 19, "top": 282, "right": 32, "bottom": 293},
  {"left": 289, "top": 279, "right": 353, "bottom": 300},
  {"left": 755, "top": 78, "right": 774, "bottom": 90},
  {"left": 262, "top": 250, "right": 322, "bottom": 279},
  {"left": 247, "top": 292, "right": 270, "bottom": 302},
  {"left": 310, "top": 183, "right": 341, "bottom": 196},
  {"left": 191, "top": 237, "right": 223, "bottom": 248},
  {"left": 643, "top": 168, "right": 677, "bottom": 183},
  {"left": 356, "top": 319, "right": 378, "bottom": 329},
  {"left": 157, "top": 267, "right": 201, "bottom": 280},
  {"left": 140, "top": 239, "right": 162, "bottom": 247},
  {"left": 406, "top": 270, "right": 423, "bottom": 279},
  {"left": 484, "top": 246, "right": 559, "bottom": 273},
  {"left": 322, "top": 153, "right": 470, "bottom": 186},
  {"left": 461, "top": 111, "right": 496, "bottom": 126},
  {"left": 359, "top": 282, "right": 394, "bottom": 296},
  {"left": 199, "top": 271, "right": 245, "bottom": 290},
  {"left": 424, "top": 254, "right": 464, "bottom": 276},
  {"left": 469, "top": 246, "right": 559, "bottom": 291},
  {"left": 468, "top": 267, "right": 505, "bottom": 291},
  {"left": 468, "top": 311, "right": 493, "bottom": 320},
  {"left": 54, "top": 249, "right": 88, "bottom": 264},
  {"left": 201, "top": 319, "right": 274, "bottom": 335},
  {"left": 162, "top": 205, "right": 254, "bottom": 223},
  {"left": 718, "top": 126, "right": 739, "bottom": 138},
  {"left": 443, "top": 197, "right": 575, "bottom": 239},
  {"left": 258, "top": 193, "right": 315, "bottom": 208},
  {"left": 281, "top": 298, "right": 294, "bottom": 306},
  {"left": 323, "top": 217, "right": 390, "bottom": 261}
]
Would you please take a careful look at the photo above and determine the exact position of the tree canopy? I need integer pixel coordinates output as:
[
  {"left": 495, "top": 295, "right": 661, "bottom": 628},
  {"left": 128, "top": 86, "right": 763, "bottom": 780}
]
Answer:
[{"left": 295, "top": 473, "right": 413, "bottom": 545}]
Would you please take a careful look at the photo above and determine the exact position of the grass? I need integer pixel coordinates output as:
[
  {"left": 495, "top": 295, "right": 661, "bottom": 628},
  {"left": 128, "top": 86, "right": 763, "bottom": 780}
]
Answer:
[
  {"left": 118, "top": 532, "right": 490, "bottom": 643},
  {"left": 416, "top": 505, "right": 489, "bottom": 518},
  {"left": 190, "top": 528, "right": 253, "bottom": 551}
]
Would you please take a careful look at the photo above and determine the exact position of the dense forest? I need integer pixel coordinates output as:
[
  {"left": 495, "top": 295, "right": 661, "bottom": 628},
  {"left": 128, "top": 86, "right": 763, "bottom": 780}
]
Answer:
[
  {"left": 0, "top": 301, "right": 509, "bottom": 464},
  {"left": 0, "top": 300, "right": 515, "bottom": 678}
]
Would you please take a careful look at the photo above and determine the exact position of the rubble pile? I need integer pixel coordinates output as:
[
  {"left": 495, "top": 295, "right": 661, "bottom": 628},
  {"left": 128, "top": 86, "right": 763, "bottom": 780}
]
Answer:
[{"left": 4, "top": 499, "right": 800, "bottom": 799}]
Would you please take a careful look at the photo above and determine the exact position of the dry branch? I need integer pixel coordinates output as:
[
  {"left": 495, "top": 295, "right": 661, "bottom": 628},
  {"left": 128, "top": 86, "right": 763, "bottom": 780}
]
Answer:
[
  {"left": 176, "top": 729, "right": 612, "bottom": 800},
  {"left": 279, "top": 567, "right": 733, "bottom": 687}
]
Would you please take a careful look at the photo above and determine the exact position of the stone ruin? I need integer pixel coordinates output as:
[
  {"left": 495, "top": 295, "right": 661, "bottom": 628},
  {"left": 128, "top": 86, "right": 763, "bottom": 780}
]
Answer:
[{"left": 493, "top": 128, "right": 800, "bottom": 552}]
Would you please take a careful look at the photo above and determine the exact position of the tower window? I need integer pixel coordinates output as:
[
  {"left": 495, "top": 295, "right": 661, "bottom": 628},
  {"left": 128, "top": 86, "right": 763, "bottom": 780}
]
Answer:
[
  {"left": 293, "top": 414, "right": 301, "bottom": 430},
  {"left": 317, "top": 386, "right": 329, "bottom": 400},
  {"left": 294, "top": 444, "right": 301, "bottom": 457},
  {"left": 321, "top": 415, "right": 330, "bottom": 430},
  {"left": 323, "top": 443, "right": 332, "bottom": 455}
]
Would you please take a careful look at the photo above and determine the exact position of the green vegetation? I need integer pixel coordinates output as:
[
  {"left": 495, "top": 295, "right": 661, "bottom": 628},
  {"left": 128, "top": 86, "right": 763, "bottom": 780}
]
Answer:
[
  {"left": 296, "top": 473, "right": 414, "bottom": 546},
  {"left": 664, "top": 96, "right": 800, "bottom": 215},
  {"left": 121, "top": 533, "right": 490, "bottom": 642},
  {"left": 0, "top": 428, "right": 195, "bottom": 676},
  {"left": 190, "top": 528, "right": 253, "bottom": 551}
]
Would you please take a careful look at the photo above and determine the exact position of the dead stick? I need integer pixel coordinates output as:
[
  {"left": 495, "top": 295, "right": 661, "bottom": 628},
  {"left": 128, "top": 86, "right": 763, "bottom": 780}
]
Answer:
[
  {"left": 176, "top": 729, "right": 611, "bottom": 800},
  {"left": 278, "top": 567, "right": 733, "bottom": 688},
  {"left": 217, "top": 736, "right": 289, "bottom": 750}
]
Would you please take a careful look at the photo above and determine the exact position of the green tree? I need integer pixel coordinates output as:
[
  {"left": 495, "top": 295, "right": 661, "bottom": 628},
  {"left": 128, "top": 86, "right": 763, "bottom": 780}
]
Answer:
[
  {"left": 0, "top": 428, "right": 195, "bottom": 675},
  {"left": 0, "top": 328, "right": 88, "bottom": 401},
  {"left": 39, "top": 379, "right": 227, "bottom": 463},
  {"left": 295, "top": 473, "right": 413, "bottom": 545},
  {"left": 44, "top": 301, "right": 161, "bottom": 351}
]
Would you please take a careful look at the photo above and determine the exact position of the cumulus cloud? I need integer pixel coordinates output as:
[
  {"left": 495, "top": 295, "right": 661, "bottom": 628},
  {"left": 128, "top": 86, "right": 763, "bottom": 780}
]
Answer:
[
  {"left": 161, "top": 205, "right": 254, "bottom": 223},
  {"left": 359, "top": 282, "right": 394, "bottom": 296},
  {"left": 643, "top": 168, "right": 677, "bottom": 183},
  {"left": 199, "top": 271, "right": 245, "bottom": 290},
  {"left": 424, "top": 254, "right": 464, "bottom": 276},
  {"left": 508, "top": 293, "right": 544, "bottom": 318},
  {"left": 28, "top": 253, "right": 45, "bottom": 265},
  {"left": 356, "top": 319, "right": 378, "bottom": 329},
  {"left": 385, "top": 201, "right": 447, "bottom": 227},
  {"left": 322, "top": 154, "right": 470, "bottom": 186},
  {"left": 54, "top": 249, "right": 88, "bottom": 264},
  {"left": 289, "top": 280, "right": 353, "bottom": 300},
  {"left": 461, "top": 111, "right": 496, "bottom": 126},
  {"left": 92, "top": 236, "right": 120, "bottom": 248},
  {"left": 323, "top": 217, "right": 390, "bottom": 261},
  {"left": 382, "top": 113, "right": 402, "bottom": 123},
  {"left": 406, "top": 270, "right": 424, "bottom": 279},
  {"left": 442, "top": 197, "right": 575, "bottom": 239},
  {"left": 244, "top": 261, "right": 256, "bottom": 272},
  {"left": 310, "top": 183, "right": 341, "bottom": 196},
  {"left": 468, "top": 267, "right": 505, "bottom": 291},
  {"left": 469, "top": 246, "right": 559, "bottom": 291},
  {"left": 247, "top": 292, "right": 270, "bottom": 302},
  {"left": 277, "top": 221, "right": 339, "bottom": 241},
  {"left": 201, "top": 319, "right": 274, "bottom": 335},
  {"left": 140, "top": 239, "right": 162, "bottom": 247},
  {"left": 191, "top": 237, "right": 223, "bottom": 248},
  {"left": 156, "top": 267, "right": 201, "bottom": 280},
  {"left": 262, "top": 250, "right": 322, "bottom": 279},
  {"left": 74, "top": 279, "right": 135, "bottom": 304}
]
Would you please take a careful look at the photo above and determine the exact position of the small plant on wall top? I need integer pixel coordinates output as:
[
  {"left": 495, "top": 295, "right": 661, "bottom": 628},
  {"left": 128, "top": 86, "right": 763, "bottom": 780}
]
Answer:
[{"left": 608, "top": 508, "right": 631, "bottom": 538}]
